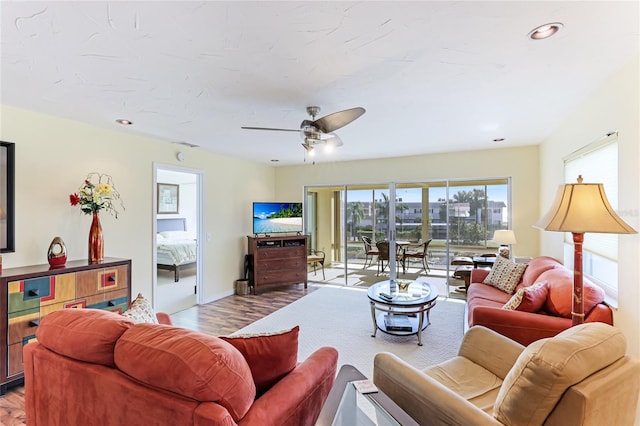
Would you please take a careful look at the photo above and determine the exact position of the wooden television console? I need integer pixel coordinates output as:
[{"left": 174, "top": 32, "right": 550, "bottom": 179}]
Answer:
[{"left": 247, "top": 235, "right": 307, "bottom": 295}]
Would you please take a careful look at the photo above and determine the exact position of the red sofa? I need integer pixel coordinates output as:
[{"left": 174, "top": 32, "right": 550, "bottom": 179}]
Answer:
[
  {"left": 465, "top": 256, "right": 613, "bottom": 346},
  {"left": 23, "top": 309, "right": 338, "bottom": 426}
]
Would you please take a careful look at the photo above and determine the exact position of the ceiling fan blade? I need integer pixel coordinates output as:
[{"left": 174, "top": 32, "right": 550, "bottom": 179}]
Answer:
[
  {"left": 312, "top": 107, "right": 366, "bottom": 133},
  {"left": 241, "top": 126, "right": 299, "bottom": 132}
]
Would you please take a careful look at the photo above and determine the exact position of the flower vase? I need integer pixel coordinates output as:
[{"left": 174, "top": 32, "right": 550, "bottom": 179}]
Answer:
[{"left": 89, "top": 212, "right": 104, "bottom": 263}]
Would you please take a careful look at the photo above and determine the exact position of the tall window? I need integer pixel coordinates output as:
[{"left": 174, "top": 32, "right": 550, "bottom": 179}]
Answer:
[{"left": 564, "top": 132, "right": 619, "bottom": 300}]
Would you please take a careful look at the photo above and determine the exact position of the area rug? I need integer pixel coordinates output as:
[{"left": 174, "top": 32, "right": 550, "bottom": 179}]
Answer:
[{"left": 233, "top": 285, "right": 466, "bottom": 378}]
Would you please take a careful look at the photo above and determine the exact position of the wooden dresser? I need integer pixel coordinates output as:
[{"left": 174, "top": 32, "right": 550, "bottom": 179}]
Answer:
[
  {"left": 0, "top": 258, "right": 131, "bottom": 394},
  {"left": 247, "top": 235, "right": 307, "bottom": 295}
]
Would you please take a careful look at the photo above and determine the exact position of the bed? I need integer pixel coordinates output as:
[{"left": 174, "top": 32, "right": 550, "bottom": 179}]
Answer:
[{"left": 156, "top": 218, "right": 197, "bottom": 282}]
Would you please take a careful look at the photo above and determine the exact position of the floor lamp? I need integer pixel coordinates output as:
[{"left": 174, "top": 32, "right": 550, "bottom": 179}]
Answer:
[{"left": 534, "top": 175, "right": 637, "bottom": 326}]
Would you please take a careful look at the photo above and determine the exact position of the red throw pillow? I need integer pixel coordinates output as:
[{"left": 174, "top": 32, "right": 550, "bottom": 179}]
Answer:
[
  {"left": 541, "top": 269, "right": 605, "bottom": 318},
  {"left": 517, "top": 281, "right": 549, "bottom": 312},
  {"left": 221, "top": 326, "right": 299, "bottom": 395},
  {"left": 502, "top": 281, "right": 548, "bottom": 312}
]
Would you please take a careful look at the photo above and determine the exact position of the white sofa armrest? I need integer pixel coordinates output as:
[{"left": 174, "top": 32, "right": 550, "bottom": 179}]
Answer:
[{"left": 373, "top": 352, "right": 502, "bottom": 426}]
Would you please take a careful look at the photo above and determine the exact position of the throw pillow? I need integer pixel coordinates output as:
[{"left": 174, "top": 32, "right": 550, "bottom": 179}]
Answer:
[
  {"left": 483, "top": 257, "right": 528, "bottom": 294},
  {"left": 502, "top": 281, "right": 548, "bottom": 312},
  {"left": 121, "top": 293, "right": 159, "bottom": 324},
  {"left": 220, "top": 326, "right": 299, "bottom": 395}
]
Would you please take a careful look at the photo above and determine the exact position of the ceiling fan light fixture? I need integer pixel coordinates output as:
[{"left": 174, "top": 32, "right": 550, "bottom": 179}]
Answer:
[{"left": 302, "top": 143, "right": 315, "bottom": 155}]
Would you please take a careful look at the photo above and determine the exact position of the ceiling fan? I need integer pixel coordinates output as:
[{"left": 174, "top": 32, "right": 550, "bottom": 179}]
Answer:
[{"left": 241, "top": 106, "right": 366, "bottom": 156}]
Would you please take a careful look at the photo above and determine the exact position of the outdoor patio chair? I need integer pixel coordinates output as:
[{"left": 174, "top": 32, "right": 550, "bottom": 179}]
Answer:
[
  {"left": 375, "top": 241, "right": 404, "bottom": 276},
  {"left": 402, "top": 239, "right": 432, "bottom": 273},
  {"left": 307, "top": 249, "right": 325, "bottom": 280},
  {"left": 361, "top": 236, "right": 379, "bottom": 269}
]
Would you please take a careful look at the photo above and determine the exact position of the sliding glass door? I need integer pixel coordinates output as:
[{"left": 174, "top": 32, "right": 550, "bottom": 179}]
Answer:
[{"left": 305, "top": 177, "right": 511, "bottom": 292}]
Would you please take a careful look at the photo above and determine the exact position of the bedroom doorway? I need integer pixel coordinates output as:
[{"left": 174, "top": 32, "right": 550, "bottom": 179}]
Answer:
[{"left": 153, "top": 164, "right": 204, "bottom": 314}]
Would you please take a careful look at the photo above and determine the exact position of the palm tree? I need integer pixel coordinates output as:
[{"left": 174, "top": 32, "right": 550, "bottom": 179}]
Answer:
[
  {"left": 346, "top": 201, "right": 365, "bottom": 241},
  {"left": 375, "top": 193, "right": 390, "bottom": 240}
]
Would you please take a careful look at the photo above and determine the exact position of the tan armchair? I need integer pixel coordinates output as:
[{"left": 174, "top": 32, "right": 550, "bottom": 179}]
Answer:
[{"left": 374, "top": 323, "right": 640, "bottom": 426}]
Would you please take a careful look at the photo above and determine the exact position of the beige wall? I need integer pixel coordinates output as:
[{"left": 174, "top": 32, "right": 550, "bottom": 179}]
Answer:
[
  {"left": 275, "top": 145, "right": 541, "bottom": 259},
  {"left": 0, "top": 105, "right": 275, "bottom": 304},
  {"left": 539, "top": 54, "right": 640, "bottom": 358}
]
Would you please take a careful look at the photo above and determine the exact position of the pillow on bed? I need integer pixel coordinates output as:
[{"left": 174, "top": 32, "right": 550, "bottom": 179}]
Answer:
[
  {"left": 159, "top": 230, "right": 191, "bottom": 240},
  {"left": 156, "top": 234, "right": 167, "bottom": 243}
]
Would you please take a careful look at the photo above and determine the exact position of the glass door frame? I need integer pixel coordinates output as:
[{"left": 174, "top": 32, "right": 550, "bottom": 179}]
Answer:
[{"left": 304, "top": 177, "right": 512, "bottom": 291}]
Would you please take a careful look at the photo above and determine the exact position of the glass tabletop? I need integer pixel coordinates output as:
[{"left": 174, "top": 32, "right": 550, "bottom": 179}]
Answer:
[
  {"left": 332, "top": 382, "right": 400, "bottom": 426},
  {"left": 367, "top": 280, "right": 437, "bottom": 305}
]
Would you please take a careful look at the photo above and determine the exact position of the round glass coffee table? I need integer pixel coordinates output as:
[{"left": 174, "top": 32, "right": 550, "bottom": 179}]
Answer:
[{"left": 367, "top": 280, "right": 438, "bottom": 346}]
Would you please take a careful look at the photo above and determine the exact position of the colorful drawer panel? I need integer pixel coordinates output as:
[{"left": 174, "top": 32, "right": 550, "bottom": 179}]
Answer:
[
  {"left": 8, "top": 336, "right": 36, "bottom": 376},
  {"left": 87, "top": 295, "right": 129, "bottom": 314},
  {"left": 76, "top": 266, "right": 128, "bottom": 298},
  {"left": 7, "top": 310, "right": 39, "bottom": 345},
  {"left": 7, "top": 274, "right": 76, "bottom": 314}
]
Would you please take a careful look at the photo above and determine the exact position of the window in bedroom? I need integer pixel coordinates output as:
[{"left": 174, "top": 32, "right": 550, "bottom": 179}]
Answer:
[{"left": 563, "top": 132, "right": 619, "bottom": 301}]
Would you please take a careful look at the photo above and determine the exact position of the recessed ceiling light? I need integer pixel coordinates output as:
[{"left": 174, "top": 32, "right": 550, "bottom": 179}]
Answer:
[
  {"left": 115, "top": 119, "right": 133, "bottom": 125},
  {"left": 493, "top": 138, "right": 505, "bottom": 142},
  {"left": 528, "top": 22, "right": 563, "bottom": 40}
]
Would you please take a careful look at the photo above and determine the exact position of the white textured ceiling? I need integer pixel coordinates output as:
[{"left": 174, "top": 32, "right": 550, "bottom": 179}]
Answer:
[{"left": 1, "top": 1, "right": 638, "bottom": 166}]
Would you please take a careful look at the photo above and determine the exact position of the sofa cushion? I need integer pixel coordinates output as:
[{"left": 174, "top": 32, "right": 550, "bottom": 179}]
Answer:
[
  {"left": 494, "top": 322, "right": 626, "bottom": 425},
  {"left": 221, "top": 326, "right": 299, "bottom": 395},
  {"left": 424, "top": 356, "right": 503, "bottom": 413},
  {"left": 467, "top": 283, "right": 513, "bottom": 304},
  {"left": 121, "top": 293, "right": 159, "bottom": 324},
  {"left": 519, "top": 256, "right": 559, "bottom": 286},
  {"left": 502, "top": 281, "right": 548, "bottom": 312},
  {"left": 539, "top": 268, "right": 605, "bottom": 318},
  {"left": 115, "top": 324, "right": 255, "bottom": 422},
  {"left": 482, "top": 257, "right": 528, "bottom": 294},
  {"left": 36, "top": 308, "right": 135, "bottom": 367}
]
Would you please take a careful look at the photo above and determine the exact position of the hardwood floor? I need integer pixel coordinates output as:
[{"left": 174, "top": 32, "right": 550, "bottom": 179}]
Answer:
[{"left": 0, "top": 282, "right": 323, "bottom": 426}]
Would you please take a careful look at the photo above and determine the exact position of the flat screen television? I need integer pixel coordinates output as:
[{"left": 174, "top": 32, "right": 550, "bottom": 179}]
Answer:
[{"left": 253, "top": 202, "right": 303, "bottom": 235}]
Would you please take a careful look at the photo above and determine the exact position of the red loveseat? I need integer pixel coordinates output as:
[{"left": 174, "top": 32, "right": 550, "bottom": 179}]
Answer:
[
  {"left": 465, "top": 256, "right": 613, "bottom": 346},
  {"left": 23, "top": 309, "right": 338, "bottom": 426}
]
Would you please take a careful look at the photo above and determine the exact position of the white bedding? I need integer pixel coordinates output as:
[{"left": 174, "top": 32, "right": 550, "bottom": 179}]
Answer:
[{"left": 157, "top": 232, "right": 197, "bottom": 266}]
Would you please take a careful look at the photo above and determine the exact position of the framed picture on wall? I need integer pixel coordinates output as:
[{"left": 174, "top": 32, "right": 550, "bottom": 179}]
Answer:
[
  {"left": 157, "top": 183, "right": 179, "bottom": 214},
  {"left": 0, "top": 141, "right": 15, "bottom": 253}
]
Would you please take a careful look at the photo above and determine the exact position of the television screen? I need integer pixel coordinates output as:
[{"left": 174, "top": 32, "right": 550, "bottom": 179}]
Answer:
[{"left": 253, "top": 202, "right": 303, "bottom": 234}]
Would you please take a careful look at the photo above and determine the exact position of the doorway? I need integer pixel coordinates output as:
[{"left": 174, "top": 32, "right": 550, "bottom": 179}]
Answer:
[{"left": 153, "top": 164, "right": 204, "bottom": 314}]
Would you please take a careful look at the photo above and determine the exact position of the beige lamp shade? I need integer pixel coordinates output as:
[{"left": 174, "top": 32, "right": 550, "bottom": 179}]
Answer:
[
  {"left": 534, "top": 176, "right": 637, "bottom": 234},
  {"left": 492, "top": 229, "right": 517, "bottom": 245}
]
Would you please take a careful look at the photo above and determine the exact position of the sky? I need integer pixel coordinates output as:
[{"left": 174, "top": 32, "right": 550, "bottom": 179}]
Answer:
[{"left": 345, "top": 185, "right": 508, "bottom": 204}]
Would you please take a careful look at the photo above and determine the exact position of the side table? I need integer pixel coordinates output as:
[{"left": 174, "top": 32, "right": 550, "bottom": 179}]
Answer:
[
  {"left": 367, "top": 280, "right": 438, "bottom": 346},
  {"left": 316, "top": 364, "right": 418, "bottom": 426}
]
